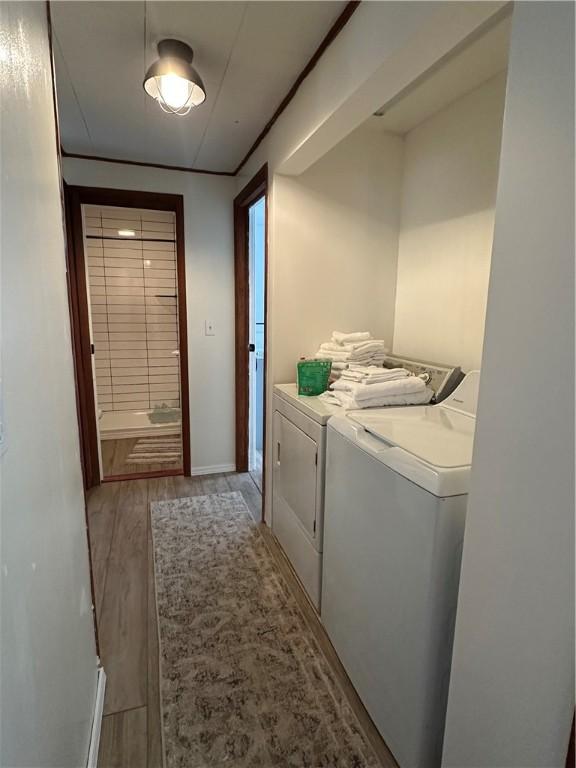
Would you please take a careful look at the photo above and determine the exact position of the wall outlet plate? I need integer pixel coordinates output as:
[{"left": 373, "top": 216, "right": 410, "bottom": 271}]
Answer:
[{"left": 205, "top": 320, "right": 215, "bottom": 336}]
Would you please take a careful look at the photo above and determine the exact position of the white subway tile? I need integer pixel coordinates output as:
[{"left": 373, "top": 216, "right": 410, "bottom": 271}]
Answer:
[
  {"left": 114, "top": 392, "right": 151, "bottom": 402},
  {"left": 105, "top": 267, "right": 144, "bottom": 278},
  {"left": 106, "top": 295, "right": 145, "bottom": 305},
  {"left": 112, "top": 384, "right": 149, "bottom": 394},
  {"left": 108, "top": 332, "right": 147, "bottom": 341},
  {"left": 110, "top": 350, "right": 148, "bottom": 359},
  {"left": 140, "top": 210, "right": 174, "bottom": 223},
  {"left": 106, "top": 277, "right": 145, "bottom": 288},
  {"left": 112, "top": 375, "right": 149, "bottom": 385},
  {"left": 147, "top": 332, "right": 178, "bottom": 341},
  {"left": 149, "top": 374, "right": 179, "bottom": 384},
  {"left": 107, "top": 323, "right": 146, "bottom": 333},
  {"left": 149, "top": 366, "right": 179, "bottom": 375},
  {"left": 105, "top": 286, "right": 145, "bottom": 296},
  {"left": 114, "top": 401, "right": 150, "bottom": 411},
  {"left": 142, "top": 241, "right": 174, "bottom": 252}
]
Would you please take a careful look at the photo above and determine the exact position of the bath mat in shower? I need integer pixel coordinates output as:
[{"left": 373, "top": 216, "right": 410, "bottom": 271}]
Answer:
[
  {"left": 150, "top": 491, "right": 380, "bottom": 768},
  {"left": 149, "top": 404, "right": 181, "bottom": 424},
  {"left": 126, "top": 436, "right": 182, "bottom": 465}
]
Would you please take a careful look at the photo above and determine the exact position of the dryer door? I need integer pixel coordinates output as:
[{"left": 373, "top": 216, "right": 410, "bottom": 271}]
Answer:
[{"left": 274, "top": 411, "right": 318, "bottom": 538}]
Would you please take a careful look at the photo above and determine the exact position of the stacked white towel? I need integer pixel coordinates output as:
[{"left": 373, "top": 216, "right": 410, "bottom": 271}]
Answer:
[
  {"left": 340, "top": 366, "right": 408, "bottom": 385},
  {"left": 332, "top": 331, "right": 372, "bottom": 344},
  {"left": 320, "top": 373, "right": 433, "bottom": 410},
  {"left": 314, "top": 331, "right": 387, "bottom": 374}
]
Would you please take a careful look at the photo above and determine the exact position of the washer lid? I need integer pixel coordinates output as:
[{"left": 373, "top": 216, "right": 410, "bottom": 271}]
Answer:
[{"left": 347, "top": 405, "right": 475, "bottom": 469}]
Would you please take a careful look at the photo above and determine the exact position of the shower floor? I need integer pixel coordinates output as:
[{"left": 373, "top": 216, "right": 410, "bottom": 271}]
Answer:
[
  {"left": 99, "top": 409, "right": 181, "bottom": 441},
  {"left": 102, "top": 436, "right": 183, "bottom": 478}
]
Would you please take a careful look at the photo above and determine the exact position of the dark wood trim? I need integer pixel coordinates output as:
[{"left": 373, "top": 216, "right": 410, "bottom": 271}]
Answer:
[
  {"left": 234, "top": 165, "right": 268, "bottom": 521},
  {"left": 61, "top": 149, "right": 235, "bottom": 178},
  {"left": 64, "top": 186, "right": 102, "bottom": 490},
  {"left": 261, "top": 185, "right": 270, "bottom": 517},
  {"left": 64, "top": 185, "right": 192, "bottom": 482},
  {"left": 102, "top": 469, "right": 184, "bottom": 483},
  {"left": 233, "top": 1, "right": 361, "bottom": 175},
  {"left": 173, "top": 195, "right": 192, "bottom": 478},
  {"left": 233, "top": 204, "right": 250, "bottom": 473}
]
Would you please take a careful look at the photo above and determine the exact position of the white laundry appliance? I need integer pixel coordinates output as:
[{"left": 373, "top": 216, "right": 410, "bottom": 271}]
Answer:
[
  {"left": 321, "top": 371, "right": 480, "bottom": 768},
  {"left": 271, "top": 359, "right": 463, "bottom": 612},
  {"left": 271, "top": 384, "right": 340, "bottom": 609}
]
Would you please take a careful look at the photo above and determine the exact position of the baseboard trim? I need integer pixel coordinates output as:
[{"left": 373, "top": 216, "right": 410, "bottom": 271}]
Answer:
[
  {"left": 189, "top": 463, "right": 236, "bottom": 477},
  {"left": 87, "top": 666, "right": 106, "bottom": 768}
]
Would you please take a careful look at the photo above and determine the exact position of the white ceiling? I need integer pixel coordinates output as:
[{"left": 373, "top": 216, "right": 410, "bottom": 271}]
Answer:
[{"left": 51, "top": 1, "right": 345, "bottom": 173}]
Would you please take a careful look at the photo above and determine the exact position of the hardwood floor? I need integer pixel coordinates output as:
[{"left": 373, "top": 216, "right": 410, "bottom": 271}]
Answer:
[
  {"left": 101, "top": 435, "right": 183, "bottom": 478},
  {"left": 90, "top": 472, "right": 262, "bottom": 768},
  {"left": 89, "top": 471, "right": 396, "bottom": 768}
]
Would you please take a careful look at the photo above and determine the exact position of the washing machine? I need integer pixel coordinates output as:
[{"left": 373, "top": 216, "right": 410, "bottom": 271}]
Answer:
[{"left": 321, "top": 371, "right": 480, "bottom": 768}]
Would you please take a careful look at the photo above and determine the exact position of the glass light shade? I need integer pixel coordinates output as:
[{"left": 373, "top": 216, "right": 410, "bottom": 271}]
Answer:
[{"left": 143, "top": 40, "right": 206, "bottom": 116}]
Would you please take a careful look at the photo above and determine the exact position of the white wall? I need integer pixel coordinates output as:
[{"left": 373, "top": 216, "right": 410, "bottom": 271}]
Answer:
[
  {"left": 237, "top": 1, "right": 507, "bottom": 522},
  {"left": 63, "top": 159, "right": 237, "bottom": 474},
  {"left": 267, "top": 70, "right": 508, "bottom": 393},
  {"left": 393, "top": 73, "right": 506, "bottom": 371},
  {"left": 0, "top": 3, "right": 98, "bottom": 765},
  {"left": 442, "top": 3, "right": 574, "bottom": 766},
  {"left": 272, "top": 125, "right": 404, "bottom": 384},
  {"left": 258, "top": 125, "right": 403, "bottom": 524}
]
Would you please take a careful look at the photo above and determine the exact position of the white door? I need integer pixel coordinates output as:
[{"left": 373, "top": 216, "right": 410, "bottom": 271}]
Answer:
[{"left": 274, "top": 412, "right": 318, "bottom": 539}]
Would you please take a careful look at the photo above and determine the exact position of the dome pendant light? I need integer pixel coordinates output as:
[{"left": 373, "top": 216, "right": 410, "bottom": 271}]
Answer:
[{"left": 143, "top": 39, "right": 206, "bottom": 115}]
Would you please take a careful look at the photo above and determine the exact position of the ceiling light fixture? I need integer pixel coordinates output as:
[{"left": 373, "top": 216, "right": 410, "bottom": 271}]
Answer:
[
  {"left": 143, "top": 39, "right": 206, "bottom": 116},
  {"left": 118, "top": 229, "right": 136, "bottom": 237}
]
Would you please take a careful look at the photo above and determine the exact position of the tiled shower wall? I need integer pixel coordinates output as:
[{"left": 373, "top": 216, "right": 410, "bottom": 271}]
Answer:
[{"left": 83, "top": 205, "right": 181, "bottom": 413}]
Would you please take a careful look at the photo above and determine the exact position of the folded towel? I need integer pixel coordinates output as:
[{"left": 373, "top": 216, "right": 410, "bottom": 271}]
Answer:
[
  {"left": 341, "top": 366, "right": 410, "bottom": 384},
  {"left": 348, "top": 363, "right": 410, "bottom": 376},
  {"left": 341, "top": 374, "right": 405, "bottom": 385},
  {"left": 316, "top": 352, "right": 380, "bottom": 363},
  {"left": 332, "top": 331, "right": 372, "bottom": 344},
  {"left": 332, "top": 375, "right": 425, "bottom": 401},
  {"left": 319, "top": 387, "right": 433, "bottom": 410},
  {"left": 319, "top": 340, "right": 386, "bottom": 355}
]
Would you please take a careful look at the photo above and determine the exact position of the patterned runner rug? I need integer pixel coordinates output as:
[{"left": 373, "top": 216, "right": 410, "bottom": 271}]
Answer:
[
  {"left": 127, "top": 436, "right": 181, "bottom": 465},
  {"left": 150, "top": 492, "right": 380, "bottom": 768}
]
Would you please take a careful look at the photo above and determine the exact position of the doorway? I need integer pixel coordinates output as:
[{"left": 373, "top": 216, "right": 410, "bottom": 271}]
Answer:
[
  {"left": 248, "top": 197, "right": 266, "bottom": 490},
  {"left": 65, "top": 186, "right": 191, "bottom": 487},
  {"left": 234, "top": 166, "right": 268, "bottom": 506}
]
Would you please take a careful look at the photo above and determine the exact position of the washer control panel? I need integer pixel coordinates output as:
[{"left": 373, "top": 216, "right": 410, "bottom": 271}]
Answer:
[{"left": 383, "top": 355, "right": 464, "bottom": 402}]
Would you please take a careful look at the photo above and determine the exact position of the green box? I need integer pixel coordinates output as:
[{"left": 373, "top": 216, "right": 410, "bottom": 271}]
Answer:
[{"left": 297, "top": 359, "right": 332, "bottom": 396}]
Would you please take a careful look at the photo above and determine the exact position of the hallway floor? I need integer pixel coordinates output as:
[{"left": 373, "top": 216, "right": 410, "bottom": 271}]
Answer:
[
  {"left": 89, "top": 472, "right": 396, "bottom": 768},
  {"left": 101, "top": 436, "right": 184, "bottom": 478}
]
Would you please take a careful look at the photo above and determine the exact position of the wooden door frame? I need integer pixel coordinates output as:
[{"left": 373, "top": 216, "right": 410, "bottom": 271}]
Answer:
[
  {"left": 234, "top": 165, "right": 268, "bottom": 507},
  {"left": 64, "top": 185, "right": 191, "bottom": 486}
]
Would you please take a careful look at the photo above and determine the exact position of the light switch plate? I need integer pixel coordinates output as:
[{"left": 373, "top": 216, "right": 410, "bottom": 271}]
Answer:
[{"left": 205, "top": 320, "right": 215, "bottom": 336}]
